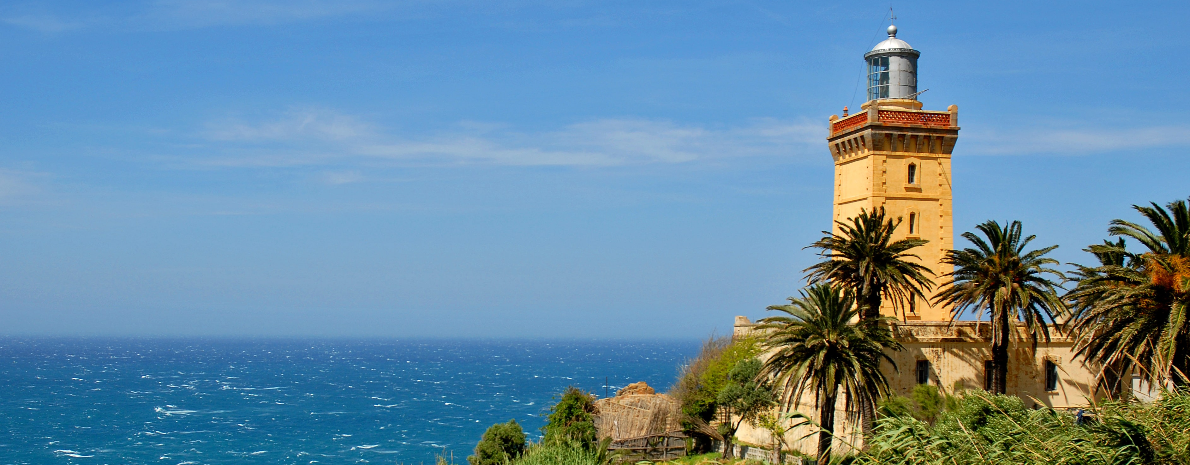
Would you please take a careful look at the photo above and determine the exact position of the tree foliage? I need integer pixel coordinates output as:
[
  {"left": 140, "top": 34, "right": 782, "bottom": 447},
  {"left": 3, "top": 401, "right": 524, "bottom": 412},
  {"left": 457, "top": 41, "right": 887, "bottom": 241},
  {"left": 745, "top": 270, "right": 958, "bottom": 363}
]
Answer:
[
  {"left": 468, "top": 420, "right": 526, "bottom": 465},
  {"left": 671, "top": 336, "right": 761, "bottom": 443},
  {"left": 541, "top": 387, "right": 597, "bottom": 450},
  {"left": 1066, "top": 198, "right": 1190, "bottom": 387},
  {"left": 715, "top": 358, "right": 776, "bottom": 459},
  {"left": 805, "top": 206, "right": 935, "bottom": 320},
  {"left": 759, "top": 284, "right": 902, "bottom": 463},
  {"left": 933, "top": 220, "right": 1065, "bottom": 394}
]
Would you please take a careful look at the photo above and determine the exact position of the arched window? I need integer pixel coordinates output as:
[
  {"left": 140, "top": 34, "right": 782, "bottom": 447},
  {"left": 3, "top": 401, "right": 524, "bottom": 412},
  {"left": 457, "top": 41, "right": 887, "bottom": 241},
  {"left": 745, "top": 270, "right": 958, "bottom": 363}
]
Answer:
[
  {"left": 907, "top": 163, "right": 917, "bottom": 184},
  {"left": 908, "top": 212, "right": 917, "bottom": 235}
]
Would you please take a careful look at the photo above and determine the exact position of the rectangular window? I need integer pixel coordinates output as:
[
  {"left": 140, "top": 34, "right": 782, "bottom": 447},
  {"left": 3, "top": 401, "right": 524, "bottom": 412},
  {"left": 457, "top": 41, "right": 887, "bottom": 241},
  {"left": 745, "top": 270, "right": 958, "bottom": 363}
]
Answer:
[
  {"left": 984, "top": 360, "right": 994, "bottom": 390},
  {"left": 1045, "top": 360, "right": 1059, "bottom": 392},
  {"left": 916, "top": 360, "right": 930, "bottom": 385},
  {"left": 907, "top": 163, "right": 917, "bottom": 184},
  {"left": 908, "top": 213, "right": 916, "bottom": 234}
]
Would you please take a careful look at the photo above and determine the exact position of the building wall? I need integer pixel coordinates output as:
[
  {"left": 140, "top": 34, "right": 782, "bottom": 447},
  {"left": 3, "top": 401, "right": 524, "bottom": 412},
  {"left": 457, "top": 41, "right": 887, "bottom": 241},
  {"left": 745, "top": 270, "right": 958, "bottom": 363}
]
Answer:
[{"left": 828, "top": 100, "right": 958, "bottom": 321}]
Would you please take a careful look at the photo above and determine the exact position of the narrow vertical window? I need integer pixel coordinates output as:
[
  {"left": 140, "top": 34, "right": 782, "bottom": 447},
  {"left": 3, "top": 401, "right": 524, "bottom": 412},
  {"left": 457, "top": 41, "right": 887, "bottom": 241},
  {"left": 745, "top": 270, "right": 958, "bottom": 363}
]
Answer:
[
  {"left": 1045, "top": 360, "right": 1059, "bottom": 392},
  {"left": 908, "top": 213, "right": 916, "bottom": 234},
  {"left": 916, "top": 360, "right": 930, "bottom": 385},
  {"left": 907, "top": 163, "right": 917, "bottom": 184},
  {"left": 908, "top": 295, "right": 916, "bottom": 314},
  {"left": 984, "top": 361, "right": 994, "bottom": 390}
]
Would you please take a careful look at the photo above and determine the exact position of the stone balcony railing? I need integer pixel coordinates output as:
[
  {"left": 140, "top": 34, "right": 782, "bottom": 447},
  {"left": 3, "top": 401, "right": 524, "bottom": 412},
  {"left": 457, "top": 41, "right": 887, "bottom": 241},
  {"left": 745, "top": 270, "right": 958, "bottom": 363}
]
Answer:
[{"left": 829, "top": 105, "right": 958, "bottom": 137}]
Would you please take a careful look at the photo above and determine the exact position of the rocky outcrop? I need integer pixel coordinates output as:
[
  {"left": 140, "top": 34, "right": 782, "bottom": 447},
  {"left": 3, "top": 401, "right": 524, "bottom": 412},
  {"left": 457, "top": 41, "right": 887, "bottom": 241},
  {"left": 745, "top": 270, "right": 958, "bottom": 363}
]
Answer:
[{"left": 617, "top": 381, "right": 655, "bottom": 396}]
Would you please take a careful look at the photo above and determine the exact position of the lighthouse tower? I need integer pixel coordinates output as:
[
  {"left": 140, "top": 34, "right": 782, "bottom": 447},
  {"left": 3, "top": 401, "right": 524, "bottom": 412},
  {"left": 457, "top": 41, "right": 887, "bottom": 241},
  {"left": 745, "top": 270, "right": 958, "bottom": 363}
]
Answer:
[{"left": 827, "top": 25, "right": 960, "bottom": 321}]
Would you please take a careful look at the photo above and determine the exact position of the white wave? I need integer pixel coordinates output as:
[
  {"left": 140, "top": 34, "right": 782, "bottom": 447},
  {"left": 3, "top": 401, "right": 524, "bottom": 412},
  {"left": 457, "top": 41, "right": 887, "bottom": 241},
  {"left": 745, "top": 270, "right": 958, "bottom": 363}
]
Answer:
[
  {"left": 53, "top": 450, "right": 94, "bottom": 458},
  {"left": 352, "top": 444, "right": 379, "bottom": 450},
  {"left": 154, "top": 407, "right": 197, "bottom": 415}
]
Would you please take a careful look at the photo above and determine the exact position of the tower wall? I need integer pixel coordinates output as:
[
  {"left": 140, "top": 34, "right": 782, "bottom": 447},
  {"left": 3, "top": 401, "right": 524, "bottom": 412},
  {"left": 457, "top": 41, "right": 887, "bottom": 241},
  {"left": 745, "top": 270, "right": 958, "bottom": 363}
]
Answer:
[{"left": 827, "top": 99, "right": 959, "bottom": 321}]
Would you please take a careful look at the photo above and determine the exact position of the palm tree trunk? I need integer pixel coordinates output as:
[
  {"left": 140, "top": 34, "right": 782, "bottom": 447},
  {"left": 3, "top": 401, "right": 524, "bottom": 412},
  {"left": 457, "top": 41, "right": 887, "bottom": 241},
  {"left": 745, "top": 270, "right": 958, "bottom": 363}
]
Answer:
[
  {"left": 817, "top": 391, "right": 837, "bottom": 465},
  {"left": 859, "top": 395, "right": 874, "bottom": 449},
  {"left": 864, "top": 292, "right": 881, "bottom": 321},
  {"left": 992, "top": 314, "right": 1009, "bottom": 394},
  {"left": 859, "top": 291, "right": 881, "bottom": 442}
]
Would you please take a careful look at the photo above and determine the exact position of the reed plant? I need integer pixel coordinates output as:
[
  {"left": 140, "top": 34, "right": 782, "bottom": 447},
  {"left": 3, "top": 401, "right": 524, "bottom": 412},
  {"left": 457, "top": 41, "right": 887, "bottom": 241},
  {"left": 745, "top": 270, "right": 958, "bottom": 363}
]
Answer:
[{"left": 856, "top": 389, "right": 1190, "bottom": 465}]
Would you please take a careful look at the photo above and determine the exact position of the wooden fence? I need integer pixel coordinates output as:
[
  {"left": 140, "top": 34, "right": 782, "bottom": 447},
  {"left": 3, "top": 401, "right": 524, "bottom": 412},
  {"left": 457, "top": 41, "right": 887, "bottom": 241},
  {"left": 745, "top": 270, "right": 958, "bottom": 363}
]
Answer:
[{"left": 607, "top": 432, "right": 686, "bottom": 462}]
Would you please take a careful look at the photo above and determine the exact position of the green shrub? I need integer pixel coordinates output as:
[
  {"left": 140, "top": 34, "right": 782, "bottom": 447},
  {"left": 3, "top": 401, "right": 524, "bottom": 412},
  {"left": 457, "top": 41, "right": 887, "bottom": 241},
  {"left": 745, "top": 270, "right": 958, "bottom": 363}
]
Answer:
[
  {"left": 468, "top": 419, "right": 526, "bottom": 465},
  {"left": 670, "top": 336, "right": 762, "bottom": 451},
  {"left": 541, "top": 386, "right": 597, "bottom": 450},
  {"left": 877, "top": 384, "right": 957, "bottom": 424}
]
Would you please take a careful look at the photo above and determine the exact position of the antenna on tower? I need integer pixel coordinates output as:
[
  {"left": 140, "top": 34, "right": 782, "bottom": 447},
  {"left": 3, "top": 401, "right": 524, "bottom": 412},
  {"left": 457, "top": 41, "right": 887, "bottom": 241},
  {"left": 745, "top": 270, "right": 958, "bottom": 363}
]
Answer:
[
  {"left": 906, "top": 88, "right": 929, "bottom": 100},
  {"left": 890, "top": 7, "right": 896, "bottom": 25}
]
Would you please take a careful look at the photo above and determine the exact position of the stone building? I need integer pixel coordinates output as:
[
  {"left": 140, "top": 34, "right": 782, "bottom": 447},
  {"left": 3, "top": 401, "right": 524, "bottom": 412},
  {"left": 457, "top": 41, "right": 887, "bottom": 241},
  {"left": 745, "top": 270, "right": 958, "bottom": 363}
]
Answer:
[{"left": 727, "top": 24, "right": 1106, "bottom": 459}]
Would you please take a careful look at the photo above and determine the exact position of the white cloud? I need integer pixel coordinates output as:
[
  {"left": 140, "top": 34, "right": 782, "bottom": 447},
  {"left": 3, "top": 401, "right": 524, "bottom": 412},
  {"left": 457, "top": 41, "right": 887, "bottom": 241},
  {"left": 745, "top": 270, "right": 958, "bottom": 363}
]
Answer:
[
  {"left": 965, "top": 125, "right": 1190, "bottom": 156},
  {"left": 2, "top": 14, "right": 86, "bottom": 33},
  {"left": 191, "top": 109, "right": 827, "bottom": 169},
  {"left": 206, "top": 110, "right": 373, "bottom": 142}
]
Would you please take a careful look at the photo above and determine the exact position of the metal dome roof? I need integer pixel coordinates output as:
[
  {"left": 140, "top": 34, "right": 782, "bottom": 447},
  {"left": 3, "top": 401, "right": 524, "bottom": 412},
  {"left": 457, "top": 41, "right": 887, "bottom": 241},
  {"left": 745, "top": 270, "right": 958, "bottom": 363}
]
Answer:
[{"left": 865, "top": 25, "right": 920, "bottom": 58}]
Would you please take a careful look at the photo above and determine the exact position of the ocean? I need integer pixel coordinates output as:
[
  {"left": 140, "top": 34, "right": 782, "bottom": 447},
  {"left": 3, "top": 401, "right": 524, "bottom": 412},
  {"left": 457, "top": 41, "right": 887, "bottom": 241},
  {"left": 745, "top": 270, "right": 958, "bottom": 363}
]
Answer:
[{"left": 0, "top": 338, "right": 700, "bottom": 464}]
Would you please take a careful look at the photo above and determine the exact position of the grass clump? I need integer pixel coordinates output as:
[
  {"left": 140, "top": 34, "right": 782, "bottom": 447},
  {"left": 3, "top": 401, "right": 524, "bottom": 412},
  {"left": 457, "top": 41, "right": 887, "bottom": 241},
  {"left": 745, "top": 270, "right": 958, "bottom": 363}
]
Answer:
[{"left": 511, "top": 441, "right": 604, "bottom": 465}]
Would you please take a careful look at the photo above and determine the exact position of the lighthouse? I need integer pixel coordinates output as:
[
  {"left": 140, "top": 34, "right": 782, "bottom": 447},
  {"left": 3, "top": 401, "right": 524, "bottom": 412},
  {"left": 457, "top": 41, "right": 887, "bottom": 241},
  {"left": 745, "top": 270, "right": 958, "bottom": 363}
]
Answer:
[{"left": 826, "top": 24, "right": 960, "bottom": 321}]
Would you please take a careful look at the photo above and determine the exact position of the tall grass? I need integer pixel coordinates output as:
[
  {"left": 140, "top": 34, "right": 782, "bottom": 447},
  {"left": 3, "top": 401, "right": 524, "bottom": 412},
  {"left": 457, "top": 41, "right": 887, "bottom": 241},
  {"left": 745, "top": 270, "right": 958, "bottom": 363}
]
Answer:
[
  {"left": 510, "top": 442, "right": 603, "bottom": 465},
  {"left": 856, "top": 390, "right": 1190, "bottom": 465}
]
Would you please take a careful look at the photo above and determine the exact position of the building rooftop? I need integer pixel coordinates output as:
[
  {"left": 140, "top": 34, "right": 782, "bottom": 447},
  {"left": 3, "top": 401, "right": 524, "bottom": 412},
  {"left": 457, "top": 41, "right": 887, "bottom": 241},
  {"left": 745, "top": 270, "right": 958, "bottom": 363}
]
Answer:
[{"left": 866, "top": 24, "right": 919, "bottom": 58}]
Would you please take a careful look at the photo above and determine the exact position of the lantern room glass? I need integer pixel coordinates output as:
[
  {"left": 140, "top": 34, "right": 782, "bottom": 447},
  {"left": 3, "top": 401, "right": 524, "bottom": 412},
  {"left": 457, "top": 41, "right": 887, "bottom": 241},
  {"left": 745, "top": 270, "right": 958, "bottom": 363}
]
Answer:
[{"left": 867, "top": 56, "right": 890, "bottom": 100}]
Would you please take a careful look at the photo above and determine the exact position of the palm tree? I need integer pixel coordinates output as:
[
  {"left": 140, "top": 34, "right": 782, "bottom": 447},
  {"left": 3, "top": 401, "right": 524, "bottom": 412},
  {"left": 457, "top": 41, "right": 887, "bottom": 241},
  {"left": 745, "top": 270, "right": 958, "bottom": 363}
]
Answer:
[
  {"left": 1063, "top": 239, "right": 1134, "bottom": 398},
  {"left": 933, "top": 220, "right": 1066, "bottom": 394},
  {"left": 805, "top": 207, "right": 935, "bottom": 321},
  {"left": 1065, "top": 198, "right": 1190, "bottom": 387},
  {"left": 758, "top": 284, "right": 902, "bottom": 464},
  {"left": 804, "top": 207, "right": 933, "bottom": 438}
]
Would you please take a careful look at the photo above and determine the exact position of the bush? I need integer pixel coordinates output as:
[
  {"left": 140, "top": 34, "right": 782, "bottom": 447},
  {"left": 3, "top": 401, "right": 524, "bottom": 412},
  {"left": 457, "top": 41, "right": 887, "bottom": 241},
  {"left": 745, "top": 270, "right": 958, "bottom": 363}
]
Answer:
[
  {"left": 878, "top": 384, "right": 957, "bottom": 424},
  {"left": 468, "top": 420, "right": 526, "bottom": 465},
  {"left": 670, "top": 336, "right": 762, "bottom": 453},
  {"left": 541, "top": 386, "right": 597, "bottom": 450}
]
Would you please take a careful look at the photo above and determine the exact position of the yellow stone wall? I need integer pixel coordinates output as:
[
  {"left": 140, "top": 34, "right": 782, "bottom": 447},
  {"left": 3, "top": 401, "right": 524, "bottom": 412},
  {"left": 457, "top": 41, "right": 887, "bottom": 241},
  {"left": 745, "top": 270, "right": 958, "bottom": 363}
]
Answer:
[{"left": 828, "top": 99, "right": 959, "bottom": 321}]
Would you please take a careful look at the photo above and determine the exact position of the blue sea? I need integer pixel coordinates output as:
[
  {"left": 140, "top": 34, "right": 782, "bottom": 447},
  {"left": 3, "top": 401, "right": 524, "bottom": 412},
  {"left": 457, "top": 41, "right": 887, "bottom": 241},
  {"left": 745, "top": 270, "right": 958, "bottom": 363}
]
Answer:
[{"left": 0, "top": 338, "right": 700, "bottom": 464}]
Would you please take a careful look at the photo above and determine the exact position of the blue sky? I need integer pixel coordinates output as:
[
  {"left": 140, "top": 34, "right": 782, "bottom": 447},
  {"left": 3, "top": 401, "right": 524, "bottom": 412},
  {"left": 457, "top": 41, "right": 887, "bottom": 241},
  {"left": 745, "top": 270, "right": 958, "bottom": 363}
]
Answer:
[{"left": 1, "top": 0, "right": 1187, "bottom": 338}]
